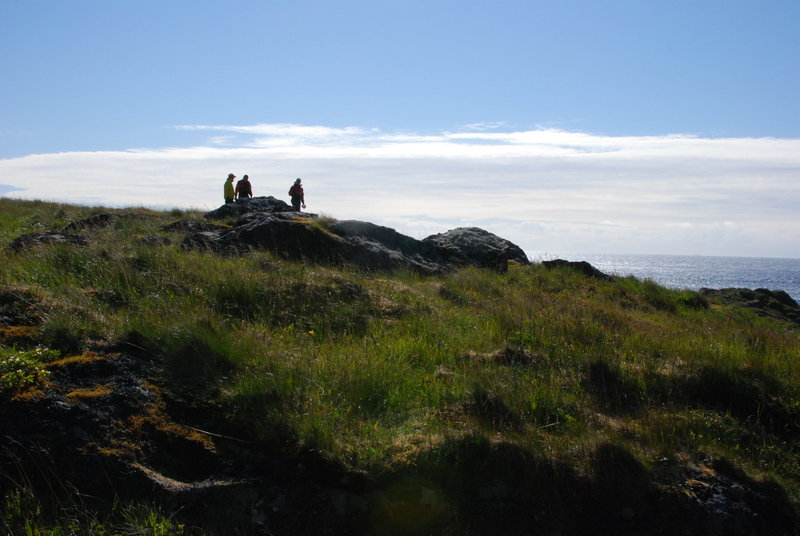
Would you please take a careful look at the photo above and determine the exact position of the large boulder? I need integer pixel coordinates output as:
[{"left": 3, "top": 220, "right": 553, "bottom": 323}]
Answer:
[
  {"left": 184, "top": 213, "right": 344, "bottom": 262},
  {"left": 203, "top": 196, "right": 296, "bottom": 220},
  {"left": 699, "top": 288, "right": 800, "bottom": 325},
  {"left": 327, "top": 220, "right": 448, "bottom": 274},
  {"left": 328, "top": 220, "right": 427, "bottom": 256},
  {"left": 542, "top": 259, "right": 614, "bottom": 281},
  {"left": 422, "top": 227, "right": 530, "bottom": 271}
]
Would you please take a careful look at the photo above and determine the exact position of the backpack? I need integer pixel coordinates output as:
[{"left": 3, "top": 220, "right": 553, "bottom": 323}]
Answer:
[{"left": 237, "top": 179, "right": 252, "bottom": 197}]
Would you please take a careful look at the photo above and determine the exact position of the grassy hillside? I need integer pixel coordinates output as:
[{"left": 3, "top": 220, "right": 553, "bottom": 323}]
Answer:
[{"left": 1, "top": 198, "right": 799, "bottom": 535}]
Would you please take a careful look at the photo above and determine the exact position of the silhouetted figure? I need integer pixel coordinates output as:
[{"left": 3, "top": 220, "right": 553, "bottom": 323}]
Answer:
[
  {"left": 235, "top": 174, "right": 253, "bottom": 202},
  {"left": 224, "top": 173, "right": 235, "bottom": 204},
  {"left": 289, "top": 178, "right": 305, "bottom": 211}
]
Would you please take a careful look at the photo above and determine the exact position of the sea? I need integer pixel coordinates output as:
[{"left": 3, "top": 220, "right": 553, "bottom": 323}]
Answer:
[{"left": 528, "top": 253, "right": 800, "bottom": 303}]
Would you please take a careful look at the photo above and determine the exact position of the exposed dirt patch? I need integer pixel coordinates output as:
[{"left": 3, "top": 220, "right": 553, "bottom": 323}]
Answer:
[{"left": 458, "top": 346, "right": 542, "bottom": 367}]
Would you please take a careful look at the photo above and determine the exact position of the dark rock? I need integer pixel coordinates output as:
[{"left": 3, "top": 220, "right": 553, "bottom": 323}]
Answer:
[
  {"left": 422, "top": 227, "right": 529, "bottom": 271},
  {"left": 7, "top": 231, "right": 89, "bottom": 252},
  {"left": 184, "top": 214, "right": 345, "bottom": 262},
  {"left": 230, "top": 209, "right": 316, "bottom": 228},
  {"left": 328, "top": 220, "right": 449, "bottom": 273},
  {"left": 187, "top": 213, "right": 446, "bottom": 272},
  {"left": 699, "top": 287, "right": 800, "bottom": 325},
  {"left": 181, "top": 230, "right": 228, "bottom": 251},
  {"left": 329, "top": 220, "right": 429, "bottom": 256},
  {"left": 203, "top": 196, "right": 296, "bottom": 220},
  {"left": 542, "top": 259, "right": 614, "bottom": 281},
  {"left": 683, "top": 458, "right": 799, "bottom": 536},
  {"left": 63, "top": 213, "right": 115, "bottom": 230},
  {"left": 62, "top": 213, "right": 153, "bottom": 231},
  {"left": 162, "top": 219, "right": 228, "bottom": 233},
  {"left": 195, "top": 204, "right": 530, "bottom": 273}
]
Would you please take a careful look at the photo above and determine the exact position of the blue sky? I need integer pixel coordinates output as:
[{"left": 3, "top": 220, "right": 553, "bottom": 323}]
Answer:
[{"left": 2, "top": 0, "right": 799, "bottom": 258}]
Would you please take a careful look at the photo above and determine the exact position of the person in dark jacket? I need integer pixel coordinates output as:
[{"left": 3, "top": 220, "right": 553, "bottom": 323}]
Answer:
[
  {"left": 288, "top": 178, "right": 306, "bottom": 211},
  {"left": 235, "top": 175, "right": 253, "bottom": 201}
]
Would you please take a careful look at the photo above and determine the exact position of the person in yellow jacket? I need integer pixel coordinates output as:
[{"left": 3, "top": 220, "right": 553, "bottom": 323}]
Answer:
[{"left": 224, "top": 173, "right": 235, "bottom": 204}]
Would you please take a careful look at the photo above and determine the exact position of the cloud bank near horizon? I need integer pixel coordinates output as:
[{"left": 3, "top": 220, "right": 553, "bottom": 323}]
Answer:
[{"left": 1, "top": 124, "right": 798, "bottom": 258}]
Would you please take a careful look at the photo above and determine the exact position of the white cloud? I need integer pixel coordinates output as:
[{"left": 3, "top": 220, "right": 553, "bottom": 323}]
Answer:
[{"left": 1, "top": 124, "right": 799, "bottom": 258}]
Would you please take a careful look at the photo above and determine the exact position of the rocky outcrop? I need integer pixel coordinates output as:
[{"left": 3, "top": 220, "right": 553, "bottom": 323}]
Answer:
[
  {"left": 542, "top": 259, "right": 614, "bottom": 281},
  {"left": 422, "top": 227, "right": 530, "bottom": 271},
  {"left": 8, "top": 213, "right": 166, "bottom": 252},
  {"left": 183, "top": 212, "right": 345, "bottom": 263},
  {"left": 326, "top": 220, "right": 451, "bottom": 273},
  {"left": 202, "top": 196, "right": 297, "bottom": 220},
  {"left": 7, "top": 232, "right": 89, "bottom": 252},
  {"left": 62, "top": 212, "right": 154, "bottom": 231},
  {"left": 678, "top": 457, "right": 800, "bottom": 536},
  {"left": 699, "top": 287, "right": 800, "bottom": 325},
  {"left": 187, "top": 206, "right": 531, "bottom": 273},
  {"left": 161, "top": 219, "right": 228, "bottom": 233}
]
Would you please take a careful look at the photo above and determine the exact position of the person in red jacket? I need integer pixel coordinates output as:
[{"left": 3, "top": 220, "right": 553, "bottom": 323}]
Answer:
[
  {"left": 288, "top": 178, "right": 306, "bottom": 211},
  {"left": 235, "top": 174, "right": 253, "bottom": 201}
]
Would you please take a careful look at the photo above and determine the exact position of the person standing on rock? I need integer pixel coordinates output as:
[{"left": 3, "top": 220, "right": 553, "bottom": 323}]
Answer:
[
  {"left": 235, "top": 174, "right": 253, "bottom": 202},
  {"left": 224, "top": 173, "right": 236, "bottom": 204},
  {"left": 289, "top": 178, "right": 305, "bottom": 211}
]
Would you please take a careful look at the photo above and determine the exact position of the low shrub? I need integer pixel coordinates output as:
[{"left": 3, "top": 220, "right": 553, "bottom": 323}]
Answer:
[{"left": 0, "top": 346, "right": 59, "bottom": 392}]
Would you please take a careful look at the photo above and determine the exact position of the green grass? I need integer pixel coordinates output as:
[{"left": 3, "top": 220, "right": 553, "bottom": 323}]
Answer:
[
  {"left": 1, "top": 487, "right": 193, "bottom": 536},
  {"left": 1, "top": 198, "right": 799, "bottom": 531}
]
